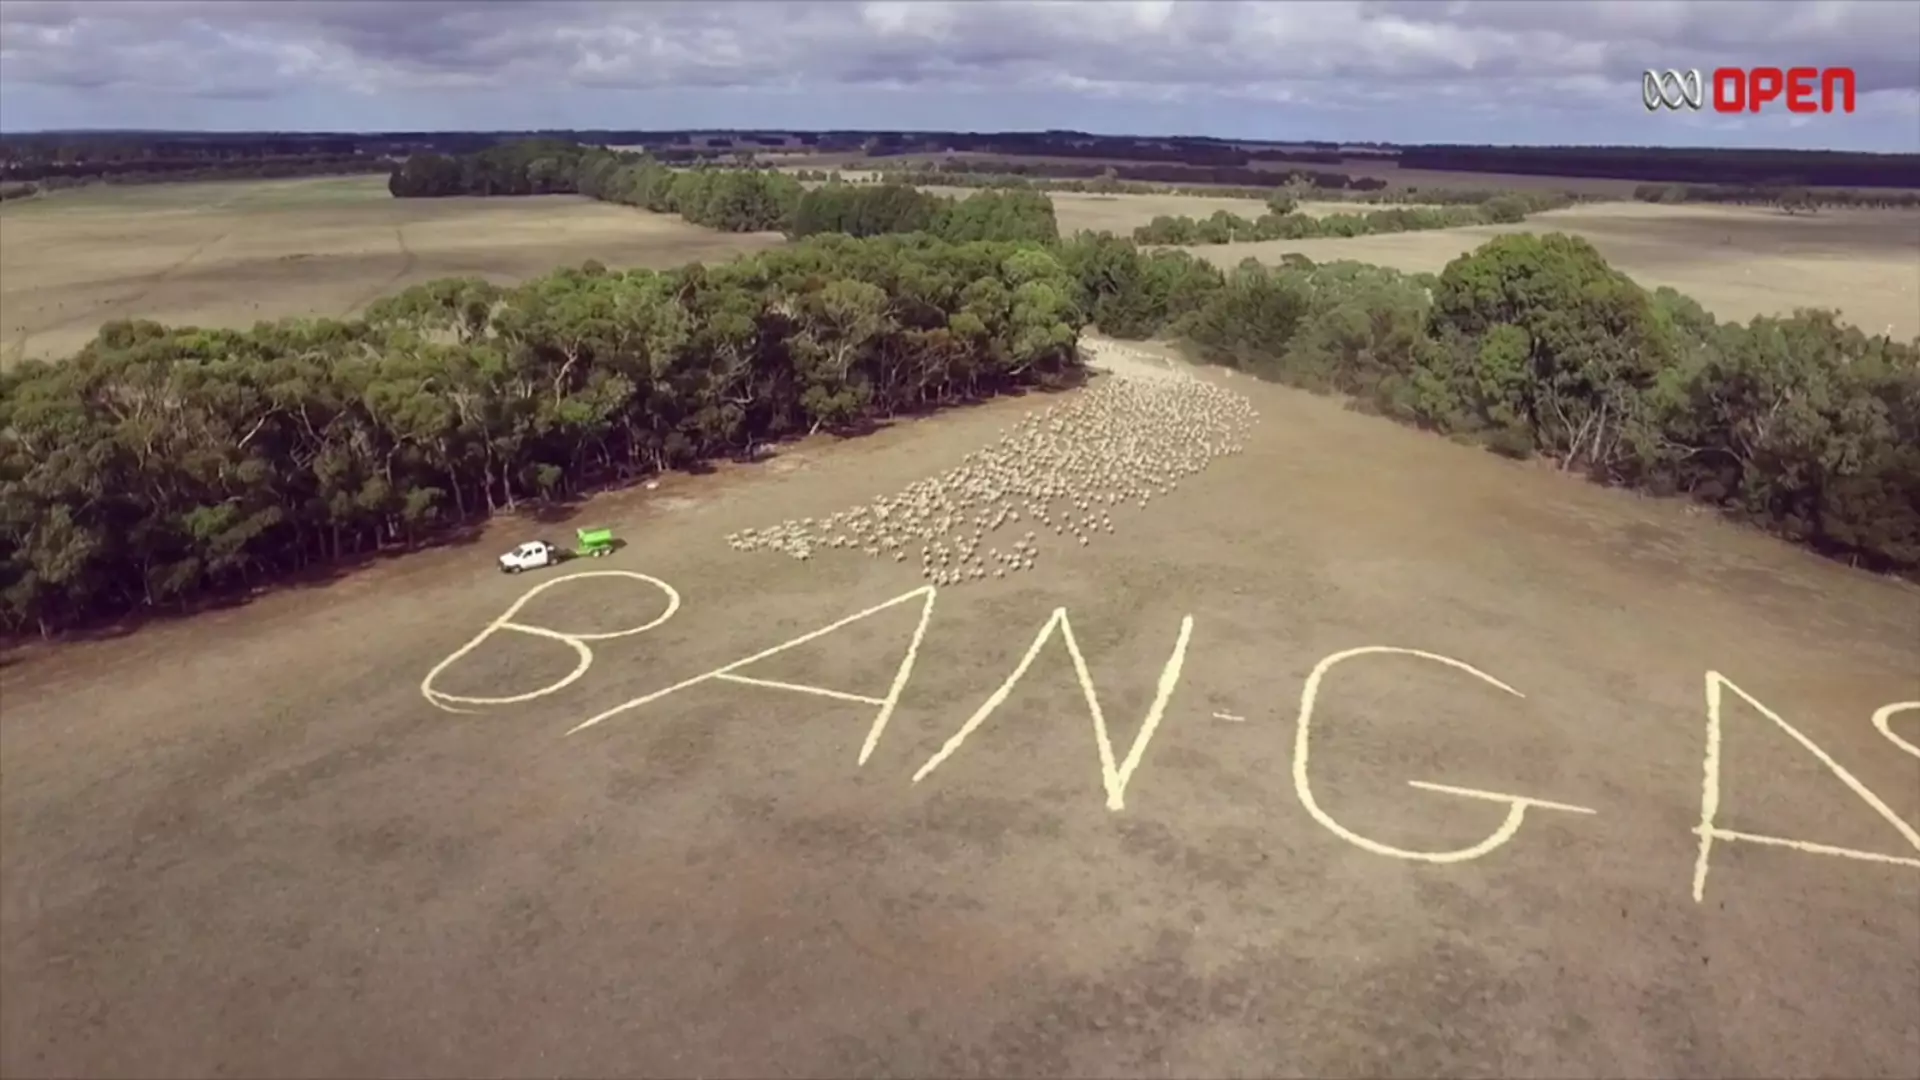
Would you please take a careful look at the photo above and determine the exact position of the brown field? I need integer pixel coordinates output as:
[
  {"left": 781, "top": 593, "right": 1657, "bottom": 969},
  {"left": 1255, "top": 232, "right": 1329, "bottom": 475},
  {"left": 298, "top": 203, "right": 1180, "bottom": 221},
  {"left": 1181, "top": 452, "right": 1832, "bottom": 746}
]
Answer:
[
  {"left": 1185, "top": 201, "right": 1920, "bottom": 338},
  {"left": 4, "top": 340, "right": 1917, "bottom": 1078},
  {"left": 0, "top": 176, "right": 787, "bottom": 364}
]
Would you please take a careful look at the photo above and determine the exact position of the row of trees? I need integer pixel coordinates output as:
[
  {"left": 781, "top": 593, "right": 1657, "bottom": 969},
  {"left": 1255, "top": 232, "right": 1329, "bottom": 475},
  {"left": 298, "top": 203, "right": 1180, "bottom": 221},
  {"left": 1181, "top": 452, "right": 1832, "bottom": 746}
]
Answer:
[
  {"left": 1129, "top": 191, "right": 1573, "bottom": 245},
  {"left": 788, "top": 183, "right": 1059, "bottom": 244},
  {"left": 387, "top": 144, "right": 1062, "bottom": 242},
  {"left": 574, "top": 153, "right": 801, "bottom": 232},
  {"left": 871, "top": 166, "right": 1590, "bottom": 209},
  {"left": 908, "top": 155, "right": 1391, "bottom": 191},
  {"left": 390, "top": 142, "right": 805, "bottom": 231},
  {"left": 0, "top": 157, "right": 390, "bottom": 193},
  {"left": 1061, "top": 231, "right": 1918, "bottom": 574},
  {"left": 385, "top": 140, "right": 1621, "bottom": 236},
  {"left": 863, "top": 133, "right": 1347, "bottom": 167},
  {"left": 1398, "top": 146, "right": 1920, "bottom": 189},
  {"left": 387, "top": 139, "right": 597, "bottom": 198},
  {"left": 2, "top": 154, "right": 389, "bottom": 185},
  {"left": 0, "top": 234, "right": 1087, "bottom": 636},
  {"left": 1633, "top": 183, "right": 1920, "bottom": 211},
  {"left": 0, "top": 131, "right": 408, "bottom": 189}
]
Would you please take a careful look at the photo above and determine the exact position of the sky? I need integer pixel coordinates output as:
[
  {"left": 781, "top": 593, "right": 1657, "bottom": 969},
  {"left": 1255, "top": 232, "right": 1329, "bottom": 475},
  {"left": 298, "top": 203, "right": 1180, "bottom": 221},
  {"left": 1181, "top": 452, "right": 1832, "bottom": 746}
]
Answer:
[{"left": 1, "top": 0, "right": 1917, "bottom": 151}]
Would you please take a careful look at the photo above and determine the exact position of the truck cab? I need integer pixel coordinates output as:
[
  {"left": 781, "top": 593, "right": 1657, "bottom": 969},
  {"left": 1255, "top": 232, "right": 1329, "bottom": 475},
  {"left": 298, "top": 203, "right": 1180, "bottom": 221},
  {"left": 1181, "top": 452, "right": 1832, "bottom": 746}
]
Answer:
[{"left": 498, "top": 540, "right": 557, "bottom": 573}]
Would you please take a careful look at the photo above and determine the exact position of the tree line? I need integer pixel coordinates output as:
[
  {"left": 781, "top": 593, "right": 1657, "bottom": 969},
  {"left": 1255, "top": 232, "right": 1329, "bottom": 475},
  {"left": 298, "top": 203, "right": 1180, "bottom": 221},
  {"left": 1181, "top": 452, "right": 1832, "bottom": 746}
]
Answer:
[
  {"left": 389, "top": 144, "right": 1062, "bottom": 244},
  {"left": 1399, "top": 146, "right": 1920, "bottom": 189},
  {"left": 1633, "top": 183, "right": 1920, "bottom": 211},
  {"left": 867, "top": 133, "right": 1346, "bottom": 167},
  {"left": 3, "top": 153, "right": 389, "bottom": 184},
  {"left": 887, "top": 155, "right": 1390, "bottom": 192},
  {"left": 1129, "top": 191, "right": 1573, "bottom": 245},
  {"left": 0, "top": 157, "right": 390, "bottom": 193},
  {"left": 0, "top": 132, "right": 410, "bottom": 188},
  {"left": 386, "top": 139, "right": 1619, "bottom": 222},
  {"left": 872, "top": 167, "right": 1591, "bottom": 208},
  {"left": 788, "top": 183, "right": 1059, "bottom": 244},
  {"left": 0, "top": 234, "right": 1085, "bottom": 636}
]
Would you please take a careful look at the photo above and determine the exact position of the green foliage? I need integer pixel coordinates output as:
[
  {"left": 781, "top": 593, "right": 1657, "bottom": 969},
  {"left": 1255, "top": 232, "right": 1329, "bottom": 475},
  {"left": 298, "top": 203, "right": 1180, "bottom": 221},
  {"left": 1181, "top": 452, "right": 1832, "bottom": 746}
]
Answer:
[
  {"left": 0, "top": 235, "right": 1085, "bottom": 635},
  {"left": 387, "top": 139, "right": 591, "bottom": 197},
  {"left": 389, "top": 144, "right": 804, "bottom": 232},
  {"left": 788, "top": 185, "right": 1059, "bottom": 245},
  {"left": 790, "top": 183, "right": 944, "bottom": 238},
  {"left": 577, "top": 154, "right": 801, "bottom": 232}
]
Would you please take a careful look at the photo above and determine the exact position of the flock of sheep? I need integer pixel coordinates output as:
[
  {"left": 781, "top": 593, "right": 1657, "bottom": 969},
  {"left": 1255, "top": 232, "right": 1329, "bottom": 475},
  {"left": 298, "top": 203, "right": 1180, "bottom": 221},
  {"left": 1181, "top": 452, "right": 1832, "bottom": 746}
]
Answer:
[{"left": 724, "top": 340, "right": 1257, "bottom": 585}]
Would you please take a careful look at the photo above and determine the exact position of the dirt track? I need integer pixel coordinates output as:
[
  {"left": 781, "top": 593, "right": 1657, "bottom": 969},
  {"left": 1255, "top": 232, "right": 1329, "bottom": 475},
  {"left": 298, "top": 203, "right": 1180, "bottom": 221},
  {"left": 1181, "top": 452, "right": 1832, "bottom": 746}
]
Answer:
[{"left": 3, "top": 343, "right": 1917, "bottom": 1078}]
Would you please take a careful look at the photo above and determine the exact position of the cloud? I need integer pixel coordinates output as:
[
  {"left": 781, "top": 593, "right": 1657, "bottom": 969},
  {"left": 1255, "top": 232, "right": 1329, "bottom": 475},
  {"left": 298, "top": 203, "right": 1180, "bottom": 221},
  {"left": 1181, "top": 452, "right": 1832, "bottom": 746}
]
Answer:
[{"left": 1, "top": 0, "right": 1915, "bottom": 149}]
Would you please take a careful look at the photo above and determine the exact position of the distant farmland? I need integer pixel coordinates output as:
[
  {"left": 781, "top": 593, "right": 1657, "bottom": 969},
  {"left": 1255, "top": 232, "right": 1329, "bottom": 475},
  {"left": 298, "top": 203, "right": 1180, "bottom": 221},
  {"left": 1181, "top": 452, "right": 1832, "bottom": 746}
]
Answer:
[
  {"left": 0, "top": 175, "right": 786, "bottom": 364},
  {"left": 1180, "top": 201, "right": 1920, "bottom": 338}
]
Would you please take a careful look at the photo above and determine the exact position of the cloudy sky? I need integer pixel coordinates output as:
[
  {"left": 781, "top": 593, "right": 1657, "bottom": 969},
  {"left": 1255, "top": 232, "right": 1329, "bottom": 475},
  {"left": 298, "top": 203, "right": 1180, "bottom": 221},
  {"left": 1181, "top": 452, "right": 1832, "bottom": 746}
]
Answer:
[{"left": 1, "top": 0, "right": 1916, "bottom": 150}]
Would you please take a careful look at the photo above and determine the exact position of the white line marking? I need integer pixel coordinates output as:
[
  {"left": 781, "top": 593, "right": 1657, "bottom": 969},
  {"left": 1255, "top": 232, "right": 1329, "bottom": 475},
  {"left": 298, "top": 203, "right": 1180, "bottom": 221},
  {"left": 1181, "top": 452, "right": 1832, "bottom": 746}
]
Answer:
[
  {"left": 568, "top": 585, "right": 937, "bottom": 767},
  {"left": 1292, "top": 646, "right": 1594, "bottom": 864},
  {"left": 1213, "top": 711, "right": 1245, "bottom": 722},
  {"left": 913, "top": 610, "right": 1194, "bottom": 812},
  {"left": 1871, "top": 701, "right": 1920, "bottom": 760},
  {"left": 1407, "top": 781, "right": 1596, "bottom": 816},
  {"left": 421, "top": 570, "right": 681, "bottom": 714},
  {"left": 1693, "top": 673, "right": 1920, "bottom": 902},
  {"left": 716, "top": 674, "right": 886, "bottom": 706},
  {"left": 1700, "top": 828, "right": 1920, "bottom": 869}
]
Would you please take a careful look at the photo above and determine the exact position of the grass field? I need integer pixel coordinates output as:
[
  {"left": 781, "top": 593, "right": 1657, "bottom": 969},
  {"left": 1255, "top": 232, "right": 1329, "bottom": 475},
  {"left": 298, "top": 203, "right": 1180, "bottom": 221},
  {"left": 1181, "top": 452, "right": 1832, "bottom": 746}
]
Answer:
[
  {"left": 4, "top": 340, "right": 1916, "bottom": 1077},
  {"left": 1185, "top": 201, "right": 1920, "bottom": 338},
  {"left": 0, "top": 176, "right": 787, "bottom": 363}
]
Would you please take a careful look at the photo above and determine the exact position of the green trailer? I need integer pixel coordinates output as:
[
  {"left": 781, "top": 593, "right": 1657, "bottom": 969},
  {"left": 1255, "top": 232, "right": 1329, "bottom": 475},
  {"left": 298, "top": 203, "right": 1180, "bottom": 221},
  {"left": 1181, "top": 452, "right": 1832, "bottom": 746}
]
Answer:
[{"left": 573, "top": 526, "right": 616, "bottom": 558}]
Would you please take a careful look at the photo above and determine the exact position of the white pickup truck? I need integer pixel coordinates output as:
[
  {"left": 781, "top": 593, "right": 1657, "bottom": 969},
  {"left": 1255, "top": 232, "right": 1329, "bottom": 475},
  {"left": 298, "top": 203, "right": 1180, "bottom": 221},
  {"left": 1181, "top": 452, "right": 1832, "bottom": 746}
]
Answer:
[
  {"left": 497, "top": 527, "right": 617, "bottom": 573},
  {"left": 498, "top": 540, "right": 561, "bottom": 573}
]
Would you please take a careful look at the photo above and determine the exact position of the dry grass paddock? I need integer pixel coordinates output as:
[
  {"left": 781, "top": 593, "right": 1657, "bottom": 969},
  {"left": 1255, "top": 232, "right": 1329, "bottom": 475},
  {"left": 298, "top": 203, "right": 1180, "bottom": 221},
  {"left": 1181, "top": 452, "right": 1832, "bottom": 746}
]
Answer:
[
  {"left": 4, "top": 340, "right": 1916, "bottom": 1078},
  {"left": 1183, "top": 201, "right": 1920, "bottom": 338},
  {"left": 0, "top": 176, "right": 788, "bottom": 364}
]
